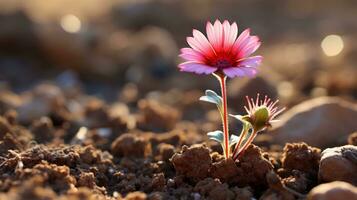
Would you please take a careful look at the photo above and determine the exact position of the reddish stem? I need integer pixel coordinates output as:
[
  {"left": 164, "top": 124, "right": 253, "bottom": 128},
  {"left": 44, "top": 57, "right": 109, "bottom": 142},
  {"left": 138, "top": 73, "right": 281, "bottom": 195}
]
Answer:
[
  {"left": 234, "top": 130, "right": 257, "bottom": 161},
  {"left": 232, "top": 127, "right": 247, "bottom": 159},
  {"left": 216, "top": 73, "right": 229, "bottom": 159}
]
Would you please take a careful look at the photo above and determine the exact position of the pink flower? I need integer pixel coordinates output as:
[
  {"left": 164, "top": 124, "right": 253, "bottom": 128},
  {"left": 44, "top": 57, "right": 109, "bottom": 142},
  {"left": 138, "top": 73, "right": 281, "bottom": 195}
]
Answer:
[{"left": 179, "top": 20, "right": 263, "bottom": 78}]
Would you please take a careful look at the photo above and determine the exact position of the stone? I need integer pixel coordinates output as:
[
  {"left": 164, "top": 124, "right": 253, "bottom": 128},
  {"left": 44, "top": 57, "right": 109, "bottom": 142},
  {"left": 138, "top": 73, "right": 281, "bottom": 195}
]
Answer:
[
  {"left": 319, "top": 145, "right": 357, "bottom": 185},
  {"left": 125, "top": 191, "right": 147, "bottom": 200},
  {"left": 348, "top": 132, "right": 357, "bottom": 146},
  {"left": 307, "top": 181, "right": 357, "bottom": 200},
  {"left": 271, "top": 97, "right": 357, "bottom": 148},
  {"left": 16, "top": 84, "right": 66, "bottom": 124}
]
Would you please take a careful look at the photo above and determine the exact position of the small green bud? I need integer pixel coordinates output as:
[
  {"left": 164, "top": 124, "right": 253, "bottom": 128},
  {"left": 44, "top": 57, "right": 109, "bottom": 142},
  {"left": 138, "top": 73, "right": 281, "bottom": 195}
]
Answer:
[{"left": 252, "top": 106, "right": 270, "bottom": 131}]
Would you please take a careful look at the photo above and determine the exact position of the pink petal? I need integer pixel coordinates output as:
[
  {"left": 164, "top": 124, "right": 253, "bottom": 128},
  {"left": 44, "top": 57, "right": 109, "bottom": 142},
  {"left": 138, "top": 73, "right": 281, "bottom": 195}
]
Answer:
[
  {"left": 222, "top": 21, "right": 238, "bottom": 51},
  {"left": 206, "top": 22, "right": 217, "bottom": 49},
  {"left": 240, "top": 36, "right": 259, "bottom": 51},
  {"left": 192, "top": 29, "right": 216, "bottom": 56},
  {"left": 223, "top": 67, "right": 246, "bottom": 78},
  {"left": 228, "top": 22, "right": 238, "bottom": 48},
  {"left": 186, "top": 37, "right": 213, "bottom": 57},
  {"left": 207, "top": 20, "right": 223, "bottom": 51},
  {"left": 222, "top": 20, "right": 231, "bottom": 50},
  {"left": 179, "top": 62, "right": 217, "bottom": 75},
  {"left": 180, "top": 47, "right": 202, "bottom": 55},
  {"left": 179, "top": 48, "right": 205, "bottom": 62},
  {"left": 179, "top": 53, "right": 203, "bottom": 62},
  {"left": 240, "top": 67, "right": 258, "bottom": 77},
  {"left": 239, "top": 36, "right": 260, "bottom": 57},
  {"left": 237, "top": 56, "right": 263, "bottom": 68},
  {"left": 242, "top": 42, "right": 261, "bottom": 57},
  {"left": 231, "top": 29, "right": 251, "bottom": 54}
]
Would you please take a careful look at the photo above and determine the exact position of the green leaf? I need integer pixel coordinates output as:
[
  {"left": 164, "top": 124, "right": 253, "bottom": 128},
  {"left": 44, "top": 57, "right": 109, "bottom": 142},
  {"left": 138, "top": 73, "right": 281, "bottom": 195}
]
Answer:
[
  {"left": 208, "top": 131, "right": 241, "bottom": 147},
  {"left": 229, "top": 134, "right": 240, "bottom": 146},
  {"left": 230, "top": 115, "right": 253, "bottom": 151},
  {"left": 207, "top": 130, "right": 224, "bottom": 143},
  {"left": 230, "top": 114, "right": 244, "bottom": 121},
  {"left": 199, "top": 90, "right": 222, "bottom": 107}
]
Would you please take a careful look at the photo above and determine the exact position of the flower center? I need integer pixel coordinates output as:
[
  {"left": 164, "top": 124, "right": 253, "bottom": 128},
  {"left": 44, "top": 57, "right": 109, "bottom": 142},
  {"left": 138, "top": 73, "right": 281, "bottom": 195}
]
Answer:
[
  {"left": 214, "top": 59, "right": 231, "bottom": 68},
  {"left": 208, "top": 54, "right": 236, "bottom": 69}
]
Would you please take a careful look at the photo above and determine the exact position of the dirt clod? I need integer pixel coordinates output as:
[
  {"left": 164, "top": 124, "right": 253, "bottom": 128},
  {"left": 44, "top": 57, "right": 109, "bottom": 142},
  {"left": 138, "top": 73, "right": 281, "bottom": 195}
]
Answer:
[
  {"left": 137, "top": 100, "right": 180, "bottom": 132},
  {"left": 156, "top": 143, "right": 175, "bottom": 162},
  {"left": 171, "top": 144, "right": 211, "bottom": 182},
  {"left": 111, "top": 133, "right": 152, "bottom": 158},
  {"left": 210, "top": 158, "right": 238, "bottom": 183},
  {"left": 194, "top": 178, "right": 234, "bottom": 200},
  {"left": 234, "top": 145, "right": 274, "bottom": 189},
  {"left": 282, "top": 142, "right": 321, "bottom": 176}
]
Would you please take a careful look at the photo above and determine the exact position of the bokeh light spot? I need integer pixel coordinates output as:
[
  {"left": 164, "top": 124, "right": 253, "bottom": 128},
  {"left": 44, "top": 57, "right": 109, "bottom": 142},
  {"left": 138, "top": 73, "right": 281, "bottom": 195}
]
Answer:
[
  {"left": 60, "top": 14, "right": 81, "bottom": 33},
  {"left": 278, "top": 81, "right": 294, "bottom": 99},
  {"left": 321, "top": 35, "right": 344, "bottom": 57}
]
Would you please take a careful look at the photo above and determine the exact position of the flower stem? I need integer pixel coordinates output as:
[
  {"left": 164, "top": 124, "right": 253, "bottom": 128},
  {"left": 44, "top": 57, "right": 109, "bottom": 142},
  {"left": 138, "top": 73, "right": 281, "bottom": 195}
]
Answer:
[
  {"left": 234, "top": 130, "right": 257, "bottom": 160},
  {"left": 214, "top": 72, "right": 229, "bottom": 159}
]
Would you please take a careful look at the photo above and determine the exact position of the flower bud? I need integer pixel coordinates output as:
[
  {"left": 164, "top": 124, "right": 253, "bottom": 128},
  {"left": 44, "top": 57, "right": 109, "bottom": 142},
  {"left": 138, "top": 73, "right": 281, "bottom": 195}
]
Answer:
[{"left": 252, "top": 106, "right": 270, "bottom": 131}]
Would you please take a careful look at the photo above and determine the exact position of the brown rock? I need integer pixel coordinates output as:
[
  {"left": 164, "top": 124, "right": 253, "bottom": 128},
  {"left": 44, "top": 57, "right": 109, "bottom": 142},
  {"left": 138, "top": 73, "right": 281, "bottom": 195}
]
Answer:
[
  {"left": 4, "top": 109, "right": 18, "bottom": 125},
  {"left": 24, "top": 161, "right": 77, "bottom": 193},
  {"left": 261, "top": 170, "right": 295, "bottom": 200},
  {"left": 111, "top": 133, "right": 152, "bottom": 158},
  {"left": 0, "top": 116, "right": 11, "bottom": 137},
  {"left": 137, "top": 99, "right": 181, "bottom": 132},
  {"left": 0, "top": 133, "right": 24, "bottom": 155},
  {"left": 77, "top": 172, "right": 96, "bottom": 188},
  {"left": 156, "top": 143, "right": 175, "bottom": 161},
  {"left": 63, "top": 187, "right": 108, "bottom": 200},
  {"left": 319, "top": 145, "right": 357, "bottom": 185},
  {"left": 17, "top": 84, "right": 66, "bottom": 124},
  {"left": 307, "top": 181, "right": 357, "bottom": 200},
  {"left": 282, "top": 142, "right": 321, "bottom": 176},
  {"left": 171, "top": 144, "right": 211, "bottom": 181},
  {"left": 271, "top": 97, "right": 357, "bottom": 148},
  {"left": 231, "top": 186, "right": 253, "bottom": 200},
  {"left": 282, "top": 170, "right": 311, "bottom": 193},
  {"left": 78, "top": 145, "right": 103, "bottom": 164},
  {"left": 84, "top": 98, "right": 111, "bottom": 128},
  {"left": 0, "top": 176, "right": 58, "bottom": 200},
  {"left": 147, "top": 192, "right": 170, "bottom": 200},
  {"left": 150, "top": 131, "right": 182, "bottom": 147},
  {"left": 0, "top": 116, "right": 32, "bottom": 155},
  {"left": 348, "top": 132, "right": 357, "bottom": 146},
  {"left": 0, "top": 90, "right": 22, "bottom": 114},
  {"left": 30, "top": 117, "right": 55, "bottom": 143},
  {"left": 150, "top": 173, "right": 166, "bottom": 191},
  {"left": 125, "top": 191, "right": 147, "bottom": 200}
]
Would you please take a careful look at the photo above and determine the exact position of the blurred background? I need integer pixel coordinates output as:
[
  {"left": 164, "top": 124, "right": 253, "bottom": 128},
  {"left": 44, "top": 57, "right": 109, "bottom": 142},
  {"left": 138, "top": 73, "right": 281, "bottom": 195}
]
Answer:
[{"left": 0, "top": 0, "right": 356, "bottom": 115}]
